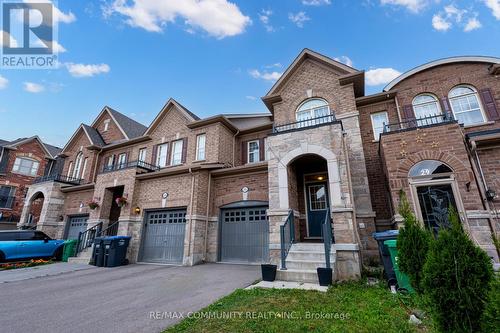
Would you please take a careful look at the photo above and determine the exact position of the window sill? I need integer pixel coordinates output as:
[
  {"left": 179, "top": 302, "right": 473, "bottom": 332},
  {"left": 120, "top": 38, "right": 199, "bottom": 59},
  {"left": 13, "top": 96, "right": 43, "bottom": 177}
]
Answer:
[
  {"left": 193, "top": 159, "right": 206, "bottom": 163},
  {"left": 371, "top": 139, "right": 379, "bottom": 143},
  {"left": 463, "top": 121, "right": 495, "bottom": 129},
  {"left": 10, "top": 171, "right": 37, "bottom": 177}
]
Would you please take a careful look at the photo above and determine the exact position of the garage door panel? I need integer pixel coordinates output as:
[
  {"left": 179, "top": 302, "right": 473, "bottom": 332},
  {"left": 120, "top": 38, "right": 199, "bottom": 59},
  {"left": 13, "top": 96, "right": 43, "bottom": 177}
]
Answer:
[
  {"left": 220, "top": 206, "right": 269, "bottom": 263},
  {"left": 140, "top": 209, "right": 186, "bottom": 264},
  {"left": 66, "top": 216, "right": 89, "bottom": 240}
]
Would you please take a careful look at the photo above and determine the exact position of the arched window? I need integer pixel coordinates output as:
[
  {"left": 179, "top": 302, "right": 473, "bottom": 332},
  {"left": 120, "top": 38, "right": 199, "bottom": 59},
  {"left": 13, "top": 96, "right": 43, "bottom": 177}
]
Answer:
[
  {"left": 412, "top": 94, "right": 441, "bottom": 120},
  {"left": 296, "top": 98, "right": 330, "bottom": 121},
  {"left": 72, "top": 152, "right": 83, "bottom": 179},
  {"left": 448, "top": 85, "right": 485, "bottom": 126},
  {"left": 409, "top": 160, "right": 452, "bottom": 179}
]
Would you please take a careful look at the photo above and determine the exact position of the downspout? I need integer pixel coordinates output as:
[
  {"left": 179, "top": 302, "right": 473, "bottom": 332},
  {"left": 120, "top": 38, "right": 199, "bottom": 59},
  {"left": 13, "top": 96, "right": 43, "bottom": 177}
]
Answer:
[
  {"left": 202, "top": 171, "right": 212, "bottom": 261},
  {"left": 342, "top": 130, "right": 364, "bottom": 265},
  {"left": 232, "top": 129, "right": 240, "bottom": 167},
  {"left": 187, "top": 168, "right": 196, "bottom": 258}
]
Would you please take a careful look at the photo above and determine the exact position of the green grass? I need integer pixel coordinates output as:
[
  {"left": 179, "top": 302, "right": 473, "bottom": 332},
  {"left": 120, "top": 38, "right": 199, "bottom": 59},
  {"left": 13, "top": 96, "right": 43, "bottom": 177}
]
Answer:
[{"left": 165, "top": 281, "right": 434, "bottom": 333}]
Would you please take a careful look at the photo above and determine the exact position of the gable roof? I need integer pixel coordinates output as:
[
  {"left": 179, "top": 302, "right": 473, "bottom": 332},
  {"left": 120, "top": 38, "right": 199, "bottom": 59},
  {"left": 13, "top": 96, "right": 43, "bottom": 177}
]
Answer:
[
  {"left": 384, "top": 56, "right": 500, "bottom": 92},
  {"left": 1, "top": 136, "right": 62, "bottom": 159},
  {"left": 265, "top": 48, "right": 360, "bottom": 97},
  {"left": 60, "top": 124, "right": 105, "bottom": 154},
  {"left": 144, "top": 98, "right": 200, "bottom": 136},
  {"left": 91, "top": 106, "right": 147, "bottom": 140}
]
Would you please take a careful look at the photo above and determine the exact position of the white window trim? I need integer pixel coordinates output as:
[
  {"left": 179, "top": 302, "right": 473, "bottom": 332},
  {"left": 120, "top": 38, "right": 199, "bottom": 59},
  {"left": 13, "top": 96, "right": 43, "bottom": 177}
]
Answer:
[
  {"left": 412, "top": 94, "right": 442, "bottom": 119},
  {"left": 138, "top": 148, "right": 147, "bottom": 163},
  {"left": 67, "top": 161, "right": 73, "bottom": 178},
  {"left": 170, "top": 139, "right": 183, "bottom": 166},
  {"left": 103, "top": 119, "right": 110, "bottom": 132},
  {"left": 12, "top": 157, "right": 40, "bottom": 177},
  {"left": 448, "top": 85, "right": 487, "bottom": 125},
  {"left": 295, "top": 98, "right": 330, "bottom": 121},
  {"left": 195, "top": 134, "right": 206, "bottom": 161},
  {"left": 72, "top": 152, "right": 83, "bottom": 179},
  {"left": 156, "top": 143, "right": 168, "bottom": 168},
  {"left": 247, "top": 140, "right": 260, "bottom": 164},
  {"left": 117, "top": 153, "right": 127, "bottom": 169},
  {"left": 371, "top": 111, "right": 389, "bottom": 141},
  {"left": 80, "top": 157, "right": 88, "bottom": 180}
]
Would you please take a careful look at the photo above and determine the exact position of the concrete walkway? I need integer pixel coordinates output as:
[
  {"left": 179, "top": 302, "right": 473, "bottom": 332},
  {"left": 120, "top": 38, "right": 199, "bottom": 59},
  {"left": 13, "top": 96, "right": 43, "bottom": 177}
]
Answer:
[{"left": 0, "top": 263, "right": 260, "bottom": 333}]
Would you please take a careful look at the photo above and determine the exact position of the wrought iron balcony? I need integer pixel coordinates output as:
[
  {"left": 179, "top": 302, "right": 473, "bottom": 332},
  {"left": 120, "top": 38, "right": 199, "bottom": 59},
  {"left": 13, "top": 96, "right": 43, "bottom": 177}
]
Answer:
[
  {"left": 273, "top": 114, "right": 338, "bottom": 134},
  {"left": 383, "top": 112, "right": 456, "bottom": 134},
  {"left": 0, "top": 195, "right": 15, "bottom": 209},
  {"left": 101, "top": 160, "right": 160, "bottom": 174},
  {"left": 33, "top": 174, "right": 84, "bottom": 186}
]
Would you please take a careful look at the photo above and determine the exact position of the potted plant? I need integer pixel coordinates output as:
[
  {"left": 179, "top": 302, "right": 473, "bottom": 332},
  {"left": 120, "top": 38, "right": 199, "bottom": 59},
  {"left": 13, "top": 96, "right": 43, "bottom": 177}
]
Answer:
[
  {"left": 261, "top": 262, "right": 277, "bottom": 282},
  {"left": 115, "top": 196, "right": 127, "bottom": 208},
  {"left": 88, "top": 200, "right": 100, "bottom": 210},
  {"left": 317, "top": 267, "right": 333, "bottom": 286}
]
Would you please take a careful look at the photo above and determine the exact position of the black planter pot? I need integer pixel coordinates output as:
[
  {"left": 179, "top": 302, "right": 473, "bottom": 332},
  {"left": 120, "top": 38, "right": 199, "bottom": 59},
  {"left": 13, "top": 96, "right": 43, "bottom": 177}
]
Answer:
[
  {"left": 261, "top": 264, "right": 277, "bottom": 282},
  {"left": 317, "top": 267, "right": 333, "bottom": 286}
]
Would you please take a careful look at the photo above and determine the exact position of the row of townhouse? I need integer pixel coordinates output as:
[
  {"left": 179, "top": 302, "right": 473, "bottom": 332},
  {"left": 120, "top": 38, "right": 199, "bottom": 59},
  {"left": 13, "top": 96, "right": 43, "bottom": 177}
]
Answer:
[{"left": 17, "top": 49, "right": 500, "bottom": 281}]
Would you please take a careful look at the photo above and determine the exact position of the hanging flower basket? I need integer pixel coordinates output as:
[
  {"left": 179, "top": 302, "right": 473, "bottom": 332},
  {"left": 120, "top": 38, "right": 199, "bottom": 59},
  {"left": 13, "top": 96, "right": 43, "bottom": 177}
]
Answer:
[
  {"left": 115, "top": 196, "right": 128, "bottom": 208},
  {"left": 88, "top": 200, "right": 100, "bottom": 210}
]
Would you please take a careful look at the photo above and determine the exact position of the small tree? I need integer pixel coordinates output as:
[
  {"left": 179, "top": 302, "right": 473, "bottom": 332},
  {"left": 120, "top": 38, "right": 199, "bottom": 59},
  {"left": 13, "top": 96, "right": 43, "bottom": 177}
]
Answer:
[
  {"left": 397, "top": 190, "right": 432, "bottom": 293},
  {"left": 422, "top": 207, "right": 494, "bottom": 333},
  {"left": 482, "top": 274, "right": 500, "bottom": 333}
]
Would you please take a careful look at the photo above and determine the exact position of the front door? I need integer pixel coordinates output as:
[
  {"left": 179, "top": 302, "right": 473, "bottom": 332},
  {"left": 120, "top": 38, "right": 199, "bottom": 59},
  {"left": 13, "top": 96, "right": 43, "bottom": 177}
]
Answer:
[
  {"left": 416, "top": 184, "right": 458, "bottom": 235},
  {"left": 306, "top": 182, "right": 329, "bottom": 238}
]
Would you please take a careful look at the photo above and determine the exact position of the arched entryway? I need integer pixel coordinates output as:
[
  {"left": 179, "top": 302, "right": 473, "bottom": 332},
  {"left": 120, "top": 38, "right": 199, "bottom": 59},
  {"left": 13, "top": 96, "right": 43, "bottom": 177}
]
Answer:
[{"left": 26, "top": 191, "right": 45, "bottom": 228}]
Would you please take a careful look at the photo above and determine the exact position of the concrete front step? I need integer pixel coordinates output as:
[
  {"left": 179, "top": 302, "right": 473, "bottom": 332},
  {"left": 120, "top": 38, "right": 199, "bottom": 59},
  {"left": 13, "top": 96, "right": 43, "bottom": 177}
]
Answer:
[
  {"left": 291, "top": 243, "right": 328, "bottom": 251},
  {"left": 67, "top": 256, "right": 91, "bottom": 264},
  {"left": 287, "top": 250, "right": 335, "bottom": 261},
  {"left": 285, "top": 259, "right": 335, "bottom": 270},
  {"left": 276, "top": 268, "right": 320, "bottom": 284}
]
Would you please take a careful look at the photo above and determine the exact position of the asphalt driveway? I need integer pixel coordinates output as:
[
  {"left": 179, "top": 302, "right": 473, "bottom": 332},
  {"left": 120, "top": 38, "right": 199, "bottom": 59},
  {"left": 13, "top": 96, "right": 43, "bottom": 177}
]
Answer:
[{"left": 0, "top": 263, "right": 260, "bottom": 333}]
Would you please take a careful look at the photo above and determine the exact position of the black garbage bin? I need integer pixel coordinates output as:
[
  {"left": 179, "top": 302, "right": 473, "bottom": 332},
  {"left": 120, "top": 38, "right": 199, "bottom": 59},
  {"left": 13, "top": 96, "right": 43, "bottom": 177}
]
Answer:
[
  {"left": 92, "top": 237, "right": 105, "bottom": 267},
  {"left": 372, "top": 230, "right": 399, "bottom": 286},
  {"left": 103, "top": 236, "right": 131, "bottom": 267}
]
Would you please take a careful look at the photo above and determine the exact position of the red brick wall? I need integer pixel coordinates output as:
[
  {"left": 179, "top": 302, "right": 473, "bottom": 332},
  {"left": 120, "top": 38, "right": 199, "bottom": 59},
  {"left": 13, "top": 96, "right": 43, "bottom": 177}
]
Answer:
[
  {"left": 477, "top": 147, "right": 500, "bottom": 205},
  {"left": 61, "top": 129, "right": 99, "bottom": 183},
  {"left": 0, "top": 139, "right": 51, "bottom": 221},
  {"left": 93, "top": 112, "right": 127, "bottom": 145}
]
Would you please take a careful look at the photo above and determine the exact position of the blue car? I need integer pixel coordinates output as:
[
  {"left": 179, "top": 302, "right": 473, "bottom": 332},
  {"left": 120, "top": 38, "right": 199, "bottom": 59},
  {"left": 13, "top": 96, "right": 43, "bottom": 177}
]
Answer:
[{"left": 0, "top": 230, "right": 65, "bottom": 262}]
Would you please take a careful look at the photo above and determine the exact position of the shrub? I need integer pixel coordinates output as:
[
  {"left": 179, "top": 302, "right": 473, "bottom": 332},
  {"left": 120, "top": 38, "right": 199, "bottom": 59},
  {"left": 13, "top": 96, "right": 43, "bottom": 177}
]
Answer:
[
  {"left": 422, "top": 207, "right": 494, "bottom": 333},
  {"left": 482, "top": 274, "right": 500, "bottom": 333},
  {"left": 396, "top": 190, "right": 432, "bottom": 293}
]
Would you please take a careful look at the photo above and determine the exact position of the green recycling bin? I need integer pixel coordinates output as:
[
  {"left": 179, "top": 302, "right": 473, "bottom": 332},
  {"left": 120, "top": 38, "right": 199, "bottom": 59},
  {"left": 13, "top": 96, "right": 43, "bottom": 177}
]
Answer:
[
  {"left": 62, "top": 239, "right": 78, "bottom": 262},
  {"left": 384, "top": 239, "right": 415, "bottom": 293}
]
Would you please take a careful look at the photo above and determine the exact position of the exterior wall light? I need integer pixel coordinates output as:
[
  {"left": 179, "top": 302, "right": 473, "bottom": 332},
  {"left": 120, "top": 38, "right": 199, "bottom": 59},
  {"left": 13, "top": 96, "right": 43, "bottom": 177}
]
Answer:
[{"left": 134, "top": 207, "right": 141, "bottom": 215}]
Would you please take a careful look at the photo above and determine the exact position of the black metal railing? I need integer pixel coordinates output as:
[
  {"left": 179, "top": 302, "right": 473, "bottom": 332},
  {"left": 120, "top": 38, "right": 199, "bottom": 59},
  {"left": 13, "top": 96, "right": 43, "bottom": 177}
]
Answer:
[
  {"left": 75, "top": 222, "right": 102, "bottom": 256},
  {"left": 33, "top": 174, "right": 84, "bottom": 186},
  {"left": 280, "top": 210, "right": 295, "bottom": 270},
  {"left": 99, "top": 221, "right": 119, "bottom": 237},
  {"left": 273, "top": 114, "right": 337, "bottom": 133},
  {"left": 322, "top": 208, "right": 333, "bottom": 269},
  {"left": 383, "top": 112, "right": 455, "bottom": 133},
  {"left": 0, "top": 195, "right": 15, "bottom": 209},
  {"left": 101, "top": 160, "right": 160, "bottom": 173}
]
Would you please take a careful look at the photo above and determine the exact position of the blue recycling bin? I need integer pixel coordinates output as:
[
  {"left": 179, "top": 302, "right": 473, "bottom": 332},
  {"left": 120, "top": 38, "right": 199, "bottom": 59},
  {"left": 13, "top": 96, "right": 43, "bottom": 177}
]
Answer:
[
  {"left": 102, "top": 236, "right": 131, "bottom": 267},
  {"left": 372, "top": 230, "right": 399, "bottom": 286}
]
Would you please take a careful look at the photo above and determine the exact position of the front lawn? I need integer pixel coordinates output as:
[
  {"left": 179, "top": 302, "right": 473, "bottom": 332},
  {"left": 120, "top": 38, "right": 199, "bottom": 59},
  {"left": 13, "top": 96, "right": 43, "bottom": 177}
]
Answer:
[{"left": 165, "top": 281, "right": 434, "bottom": 333}]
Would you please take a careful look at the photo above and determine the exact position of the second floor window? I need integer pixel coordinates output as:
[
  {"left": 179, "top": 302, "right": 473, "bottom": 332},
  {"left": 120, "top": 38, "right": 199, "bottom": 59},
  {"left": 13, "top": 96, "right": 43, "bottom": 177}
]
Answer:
[
  {"left": 296, "top": 98, "right": 330, "bottom": 127},
  {"left": 117, "top": 153, "right": 127, "bottom": 169},
  {"left": 412, "top": 94, "right": 441, "bottom": 123},
  {"left": 156, "top": 143, "right": 168, "bottom": 168},
  {"left": 371, "top": 112, "right": 389, "bottom": 140},
  {"left": 138, "top": 148, "right": 147, "bottom": 163},
  {"left": 171, "top": 140, "right": 183, "bottom": 165},
  {"left": 0, "top": 186, "right": 16, "bottom": 209},
  {"left": 12, "top": 157, "right": 39, "bottom": 176},
  {"left": 248, "top": 140, "right": 260, "bottom": 163},
  {"left": 196, "top": 134, "right": 206, "bottom": 161},
  {"left": 449, "top": 85, "right": 485, "bottom": 126},
  {"left": 72, "top": 152, "right": 83, "bottom": 178}
]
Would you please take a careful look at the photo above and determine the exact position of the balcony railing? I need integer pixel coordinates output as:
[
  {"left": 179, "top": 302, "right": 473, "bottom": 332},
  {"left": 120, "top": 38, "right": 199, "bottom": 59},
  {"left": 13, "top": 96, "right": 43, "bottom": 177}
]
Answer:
[
  {"left": 0, "top": 195, "right": 15, "bottom": 209},
  {"left": 273, "top": 114, "right": 338, "bottom": 134},
  {"left": 101, "top": 160, "right": 160, "bottom": 174},
  {"left": 383, "top": 112, "right": 455, "bottom": 133},
  {"left": 33, "top": 174, "right": 84, "bottom": 186}
]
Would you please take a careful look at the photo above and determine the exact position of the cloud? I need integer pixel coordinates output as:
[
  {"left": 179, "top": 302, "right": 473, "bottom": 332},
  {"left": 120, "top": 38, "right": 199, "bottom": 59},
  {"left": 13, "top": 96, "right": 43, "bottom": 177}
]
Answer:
[
  {"left": 24, "top": 82, "right": 45, "bottom": 93},
  {"left": 288, "top": 11, "right": 310, "bottom": 27},
  {"left": 334, "top": 56, "right": 353, "bottom": 67},
  {"left": 380, "top": 0, "right": 428, "bottom": 13},
  {"left": 106, "top": 0, "right": 251, "bottom": 39},
  {"left": 0, "top": 30, "right": 18, "bottom": 47},
  {"left": 249, "top": 69, "right": 283, "bottom": 82},
  {"left": 302, "top": 0, "right": 331, "bottom": 5},
  {"left": 258, "top": 9, "right": 275, "bottom": 32},
  {"left": 0, "top": 75, "right": 8, "bottom": 90},
  {"left": 484, "top": 0, "right": 500, "bottom": 19},
  {"left": 264, "top": 63, "right": 282, "bottom": 69},
  {"left": 65, "top": 63, "right": 111, "bottom": 78},
  {"left": 432, "top": 14, "right": 452, "bottom": 31},
  {"left": 245, "top": 95, "right": 257, "bottom": 100},
  {"left": 464, "top": 16, "right": 482, "bottom": 31},
  {"left": 23, "top": 0, "right": 76, "bottom": 24},
  {"left": 365, "top": 68, "right": 402, "bottom": 86}
]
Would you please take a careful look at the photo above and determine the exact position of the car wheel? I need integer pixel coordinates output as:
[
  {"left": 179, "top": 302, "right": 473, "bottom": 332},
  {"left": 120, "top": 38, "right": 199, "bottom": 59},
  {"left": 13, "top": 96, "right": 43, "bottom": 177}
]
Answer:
[{"left": 53, "top": 247, "right": 63, "bottom": 261}]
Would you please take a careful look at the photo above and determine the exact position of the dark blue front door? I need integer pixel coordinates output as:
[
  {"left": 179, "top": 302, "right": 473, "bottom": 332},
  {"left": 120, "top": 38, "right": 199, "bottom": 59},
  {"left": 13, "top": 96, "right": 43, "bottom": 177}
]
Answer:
[{"left": 306, "top": 182, "right": 329, "bottom": 237}]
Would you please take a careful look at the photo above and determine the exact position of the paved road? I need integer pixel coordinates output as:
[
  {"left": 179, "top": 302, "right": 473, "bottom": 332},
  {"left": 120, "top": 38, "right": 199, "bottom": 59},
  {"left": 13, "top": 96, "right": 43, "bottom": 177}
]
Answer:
[{"left": 0, "top": 263, "right": 260, "bottom": 333}]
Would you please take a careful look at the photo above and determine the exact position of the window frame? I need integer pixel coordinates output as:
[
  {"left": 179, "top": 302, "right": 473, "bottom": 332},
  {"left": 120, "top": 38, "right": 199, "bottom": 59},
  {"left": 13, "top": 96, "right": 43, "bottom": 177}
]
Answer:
[
  {"left": 72, "top": 152, "right": 83, "bottom": 179},
  {"left": 138, "top": 148, "right": 147, "bottom": 163},
  {"left": 296, "top": 98, "right": 330, "bottom": 121},
  {"left": 80, "top": 157, "right": 88, "bottom": 180},
  {"left": 412, "top": 93, "right": 442, "bottom": 120},
  {"left": 156, "top": 143, "right": 169, "bottom": 168},
  {"left": 448, "top": 85, "right": 486, "bottom": 126},
  {"left": 170, "top": 139, "right": 183, "bottom": 166},
  {"left": 12, "top": 157, "right": 40, "bottom": 177},
  {"left": 195, "top": 134, "right": 206, "bottom": 161},
  {"left": 117, "top": 153, "right": 127, "bottom": 169},
  {"left": 370, "top": 111, "right": 389, "bottom": 141},
  {"left": 247, "top": 140, "right": 260, "bottom": 164},
  {"left": 0, "top": 185, "right": 16, "bottom": 209},
  {"left": 103, "top": 119, "right": 110, "bottom": 132}
]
